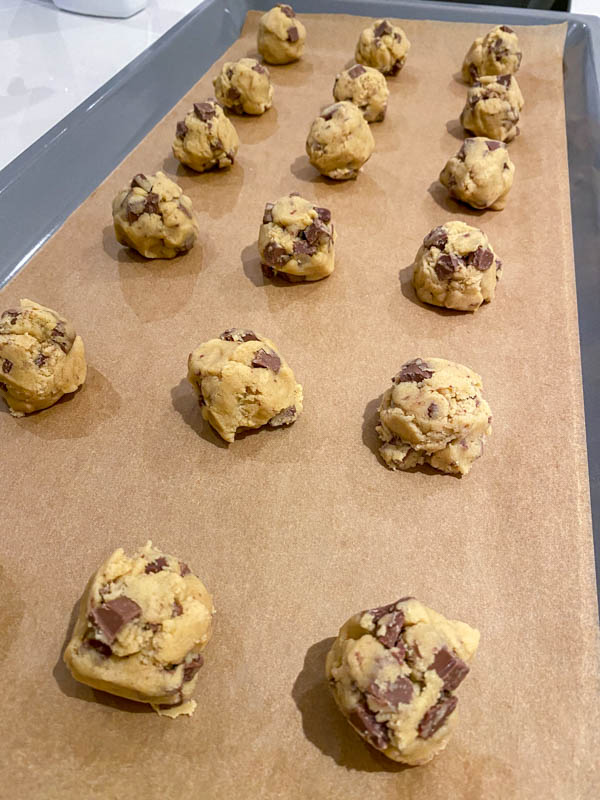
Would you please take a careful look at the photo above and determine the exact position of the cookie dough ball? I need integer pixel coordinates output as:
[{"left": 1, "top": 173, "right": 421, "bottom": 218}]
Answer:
[
  {"left": 259, "top": 193, "right": 336, "bottom": 282},
  {"left": 377, "top": 358, "right": 492, "bottom": 475},
  {"left": 412, "top": 222, "right": 502, "bottom": 311},
  {"left": 439, "top": 137, "right": 515, "bottom": 211},
  {"left": 306, "top": 101, "right": 375, "bottom": 180},
  {"left": 355, "top": 19, "right": 410, "bottom": 76},
  {"left": 257, "top": 4, "right": 306, "bottom": 65},
  {"left": 0, "top": 299, "right": 86, "bottom": 417},
  {"left": 460, "top": 74, "right": 524, "bottom": 143},
  {"left": 112, "top": 171, "right": 199, "bottom": 259},
  {"left": 188, "top": 329, "right": 303, "bottom": 443},
  {"left": 462, "top": 25, "right": 522, "bottom": 84},
  {"left": 172, "top": 100, "right": 240, "bottom": 172},
  {"left": 213, "top": 58, "right": 273, "bottom": 115},
  {"left": 64, "top": 541, "right": 214, "bottom": 717},
  {"left": 326, "top": 597, "right": 480, "bottom": 765},
  {"left": 333, "top": 64, "right": 389, "bottom": 123}
]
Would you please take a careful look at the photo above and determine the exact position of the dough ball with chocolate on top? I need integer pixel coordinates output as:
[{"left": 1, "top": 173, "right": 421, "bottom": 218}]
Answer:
[
  {"left": 259, "top": 193, "right": 336, "bottom": 282},
  {"left": 257, "top": 4, "right": 306, "bottom": 65},
  {"left": 333, "top": 64, "right": 389, "bottom": 123},
  {"left": 439, "top": 137, "right": 515, "bottom": 211},
  {"left": 460, "top": 74, "right": 524, "bottom": 143},
  {"left": 213, "top": 58, "right": 273, "bottom": 115},
  {"left": 172, "top": 99, "right": 240, "bottom": 172},
  {"left": 377, "top": 358, "right": 492, "bottom": 475},
  {"left": 0, "top": 298, "right": 86, "bottom": 417},
  {"left": 462, "top": 25, "right": 522, "bottom": 84},
  {"left": 355, "top": 19, "right": 410, "bottom": 76},
  {"left": 112, "top": 171, "right": 199, "bottom": 259},
  {"left": 306, "top": 101, "right": 375, "bottom": 180},
  {"left": 412, "top": 221, "right": 502, "bottom": 311},
  {"left": 326, "top": 597, "right": 480, "bottom": 765},
  {"left": 188, "top": 329, "right": 303, "bottom": 443},
  {"left": 64, "top": 541, "right": 214, "bottom": 718}
]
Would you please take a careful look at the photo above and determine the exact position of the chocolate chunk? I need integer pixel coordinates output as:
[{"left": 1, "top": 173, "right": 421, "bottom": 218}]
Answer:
[
  {"left": 51, "top": 324, "right": 74, "bottom": 354},
  {"left": 176, "top": 120, "right": 188, "bottom": 139},
  {"left": 320, "top": 104, "right": 339, "bottom": 121},
  {"left": 263, "top": 241, "right": 290, "bottom": 267},
  {"left": 252, "top": 63, "right": 267, "bottom": 74},
  {"left": 0, "top": 382, "right": 7, "bottom": 392},
  {"left": 89, "top": 596, "right": 142, "bottom": 644},
  {"left": 469, "top": 64, "right": 479, "bottom": 82},
  {"left": 418, "top": 693, "right": 458, "bottom": 739},
  {"left": 456, "top": 143, "right": 467, "bottom": 162},
  {"left": 469, "top": 246, "right": 494, "bottom": 271},
  {"left": 497, "top": 74, "right": 511, "bottom": 87},
  {"left": 193, "top": 101, "right": 216, "bottom": 122},
  {"left": 210, "top": 137, "right": 224, "bottom": 152},
  {"left": 486, "top": 140, "right": 503, "bottom": 151},
  {"left": 183, "top": 654, "right": 204, "bottom": 682},
  {"left": 431, "top": 646, "right": 469, "bottom": 690},
  {"left": 348, "top": 64, "right": 366, "bottom": 79},
  {"left": 131, "top": 173, "right": 152, "bottom": 191},
  {"left": 374, "top": 20, "right": 392, "bottom": 38},
  {"left": 393, "top": 358, "right": 434, "bottom": 384},
  {"left": 304, "top": 220, "right": 330, "bottom": 247},
  {"left": 287, "top": 26, "right": 299, "bottom": 43},
  {"left": 427, "top": 402, "right": 439, "bottom": 418},
  {"left": 499, "top": 25, "right": 514, "bottom": 33},
  {"left": 423, "top": 226, "right": 448, "bottom": 250},
  {"left": 315, "top": 206, "right": 331, "bottom": 223},
  {"left": 86, "top": 638, "right": 112, "bottom": 658},
  {"left": 261, "top": 264, "right": 277, "bottom": 280},
  {"left": 1, "top": 309, "right": 20, "bottom": 323},
  {"left": 172, "top": 600, "right": 183, "bottom": 617},
  {"left": 145, "top": 622, "right": 161, "bottom": 633},
  {"left": 374, "top": 610, "right": 405, "bottom": 649},
  {"left": 126, "top": 194, "right": 146, "bottom": 223},
  {"left": 227, "top": 86, "right": 241, "bottom": 102},
  {"left": 226, "top": 68, "right": 234, "bottom": 79},
  {"left": 269, "top": 405, "right": 296, "bottom": 426},
  {"left": 263, "top": 203, "right": 274, "bottom": 224},
  {"left": 145, "top": 556, "right": 168, "bottom": 574},
  {"left": 226, "top": 151, "right": 235, "bottom": 164},
  {"left": 293, "top": 239, "right": 316, "bottom": 257},
  {"left": 368, "top": 676, "right": 413, "bottom": 710},
  {"left": 220, "top": 329, "right": 261, "bottom": 343},
  {"left": 180, "top": 562, "right": 191, "bottom": 577},
  {"left": 252, "top": 349, "right": 281, "bottom": 373},
  {"left": 278, "top": 3, "right": 295, "bottom": 17},
  {"left": 390, "top": 639, "right": 406, "bottom": 663},
  {"left": 144, "top": 192, "right": 160, "bottom": 216},
  {"left": 435, "top": 253, "right": 462, "bottom": 280},
  {"left": 349, "top": 702, "right": 389, "bottom": 750},
  {"left": 2, "top": 359, "right": 13, "bottom": 374},
  {"left": 178, "top": 202, "right": 192, "bottom": 219}
]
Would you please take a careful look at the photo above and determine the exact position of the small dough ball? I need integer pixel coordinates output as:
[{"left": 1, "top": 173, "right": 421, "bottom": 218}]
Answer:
[
  {"left": 355, "top": 19, "right": 410, "bottom": 76},
  {"left": 460, "top": 74, "right": 524, "bottom": 143},
  {"left": 377, "top": 358, "right": 492, "bottom": 475},
  {"left": 257, "top": 4, "right": 306, "bottom": 65},
  {"left": 0, "top": 298, "right": 86, "bottom": 417},
  {"left": 172, "top": 99, "right": 240, "bottom": 172},
  {"left": 412, "top": 221, "right": 502, "bottom": 312},
  {"left": 306, "top": 101, "right": 375, "bottom": 180},
  {"left": 439, "top": 137, "right": 515, "bottom": 211},
  {"left": 63, "top": 541, "right": 215, "bottom": 718},
  {"left": 326, "top": 597, "right": 480, "bottom": 765},
  {"left": 112, "top": 171, "right": 199, "bottom": 259},
  {"left": 462, "top": 25, "right": 522, "bottom": 84},
  {"left": 258, "top": 193, "right": 336, "bottom": 282},
  {"left": 188, "top": 329, "right": 303, "bottom": 443},
  {"left": 333, "top": 64, "right": 389, "bottom": 123},
  {"left": 213, "top": 58, "right": 273, "bottom": 115}
]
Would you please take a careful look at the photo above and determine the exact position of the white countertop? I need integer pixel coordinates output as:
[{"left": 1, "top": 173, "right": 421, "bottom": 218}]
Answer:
[{"left": 1, "top": 0, "right": 598, "bottom": 172}]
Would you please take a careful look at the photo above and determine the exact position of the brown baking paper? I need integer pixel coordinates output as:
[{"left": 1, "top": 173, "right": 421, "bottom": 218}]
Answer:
[{"left": 1, "top": 11, "right": 598, "bottom": 799}]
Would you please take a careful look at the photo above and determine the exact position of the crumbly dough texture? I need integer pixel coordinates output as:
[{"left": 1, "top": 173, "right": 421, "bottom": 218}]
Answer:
[
  {"left": 0, "top": 298, "right": 86, "bottom": 416},
  {"left": 439, "top": 137, "right": 515, "bottom": 211},
  {"left": 112, "top": 171, "right": 199, "bottom": 259},
  {"left": 326, "top": 597, "right": 480, "bottom": 765},
  {"left": 333, "top": 64, "right": 389, "bottom": 123},
  {"left": 63, "top": 541, "right": 214, "bottom": 717},
  {"left": 306, "top": 101, "right": 375, "bottom": 180},
  {"left": 172, "top": 99, "right": 240, "bottom": 172},
  {"left": 462, "top": 25, "right": 522, "bottom": 84},
  {"left": 377, "top": 358, "right": 492, "bottom": 475},
  {"left": 258, "top": 193, "right": 336, "bottom": 282},
  {"left": 188, "top": 329, "right": 303, "bottom": 443},
  {"left": 412, "top": 221, "right": 502, "bottom": 312},
  {"left": 460, "top": 74, "right": 524, "bottom": 143},
  {"left": 355, "top": 19, "right": 410, "bottom": 76},
  {"left": 257, "top": 5, "right": 306, "bottom": 65},
  {"left": 213, "top": 58, "right": 273, "bottom": 115}
]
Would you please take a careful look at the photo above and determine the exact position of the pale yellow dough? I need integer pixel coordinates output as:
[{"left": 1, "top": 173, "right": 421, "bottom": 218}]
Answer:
[
  {"left": 306, "top": 101, "right": 375, "bottom": 180},
  {"left": 333, "top": 64, "right": 389, "bottom": 123},
  {"left": 172, "top": 99, "right": 240, "bottom": 172},
  {"left": 462, "top": 25, "right": 522, "bottom": 84},
  {"left": 64, "top": 541, "right": 214, "bottom": 717},
  {"left": 257, "top": 5, "right": 306, "bottom": 65},
  {"left": 213, "top": 58, "right": 273, "bottom": 115},
  {"left": 355, "top": 18, "right": 410, "bottom": 76},
  {"left": 439, "top": 137, "right": 515, "bottom": 211},
  {"left": 460, "top": 74, "right": 524, "bottom": 143},
  {"left": 327, "top": 597, "right": 480, "bottom": 765},
  {"left": 0, "top": 298, "right": 86, "bottom": 416}
]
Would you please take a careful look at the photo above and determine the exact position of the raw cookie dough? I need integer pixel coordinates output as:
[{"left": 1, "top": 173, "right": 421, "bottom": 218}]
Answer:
[
  {"left": 64, "top": 541, "right": 214, "bottom": 717},
  {"left": 213, "top": 58, "right": 273, "bottom": 115},
  {"left": 412, "top": 221, "right": 502, "bottom": 311},
  {"left": 355, "top": 19, "right": 410, "bottom": 76},
  {"left": 326, "top": 597, "right": 480, "bottom": 765},
  {"left": 112, "top": 171, "right": 199, "bottom": 259},
  {"left": 172, "top": 99, "right": 240, "bottom": 172},
  {"left": 333, "top": 64, "right": 389, "bottom": 123},
  {"left": 257, "top": 4, "right": 306, "bottom": 64},
  {"left": 306, "top": 101, "right": 375, "bottom": 180},
  {"left": 0, "top": 298, "right": 86, "bottom": 416},
  {"left": 376, "top": 358, "right": 492, "bottom": 475},
  {"left": 462, "top": 25, "right": 522, "bottom": 84},
  {"left": 460, "top": 74, "right": 524, "bottom": 143},
  {"left": 258, "top": 193, "right": 336, "bottom": 282},
  {"left": 188, "top": 329, "right": 303, "bottom": 443},
  {"left": 439, "top": 137, "right": 515, "bottom": 211}
]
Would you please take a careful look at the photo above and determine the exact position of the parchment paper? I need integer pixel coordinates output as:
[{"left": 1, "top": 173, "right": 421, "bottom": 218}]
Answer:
[{"left": 1, "top": 11, "right": 598, "bottom": 800}]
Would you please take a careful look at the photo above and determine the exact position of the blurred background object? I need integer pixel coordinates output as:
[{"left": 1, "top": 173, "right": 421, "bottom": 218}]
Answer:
[{"left": 53, "top": 0, "right": 147, "bottom": 18}]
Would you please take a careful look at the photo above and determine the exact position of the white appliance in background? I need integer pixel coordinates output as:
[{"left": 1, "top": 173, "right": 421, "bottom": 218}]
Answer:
[{"left": 53, "top": 0, "right": 147, "bottom": 18}]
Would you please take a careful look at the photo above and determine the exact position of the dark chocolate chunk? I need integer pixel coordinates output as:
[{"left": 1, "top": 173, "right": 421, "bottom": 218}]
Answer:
[
  {"left": 497, "top": 74, "right": 511, "bottom": 87},
  {"left": 178, "top": 202, "right": 192, "bottom": 219},
  {"left": 263, "top": 241, "right": 290, "bottom": 267},
  {"left": 486, "top": 140, "right": 503, "bottom": 151},
  {"left": 304, "top": 220, "right": 330, "bottom": 247},
  {"left": 252, "top": 63, "right": 267, "bottom": 74},
  {"left": 418, "top": 693, "right": 458, "bottom": 739},
  {"left": 393, "top": 358, "right": 434, "bottom": 384},
  {"left": 145, "top": 556, "right": 168, "bottom": 574},
  {"left": 431, "top": 646, "right": 469, "bottom": 691},
  {"left": 499, "top": 25, "right": 514, "bottom": 33},
  {"left": 456, "top": 143, "right": 467, "bottom": 162},
  {"left": 220, "top": 329, "right": 261, "bottom": 343},
  {"left": 1, "top": 309, "right": 20, "bottom": 323},
  {"left": 269, "top": 405, "right": 296, "bottom": 426},
  {"left": 131, "top": 173, "right": 151, "bottom": 191},
  {"left": 51, "top": 324, "right": 74, "bottom": 354},
  {"left": 375, "top": 610, "right": 405, "bottom": 649},
  {"left": 469, "top": 63, "right": 479, "bottom": 82},
  {"left": 172, "top": 600, "right": 183, "bottom": 617},
  {"left": 427, "top": 402, "right": 439, "bottom": 418},
  {"left": 315, "top": 206, "right": 331, "bottom": 223},
  {"left": 226, "top": 151, "right": 235, "bottom": 164},
  {"left": 86, "top": 638, "right": 112, "bottom": 658},
  {"left": 0, "top": 382, "right": 7, "bottom": 393},
  {"left": 393, "top": 32, "right": 403, "bottom": 42},
  {"left": 435, "top": 253, "right": 463, "bottom": 280},
  {"left": 144, "top": 192, "right": 160, "bottom": 216},
  {"left": 348, "top": 64, "right": 366, "bottom": 79},
  {"left": 180, "top": 562, "right": 191, "bottom": 577},
  {"left": 193, "top": 101, "right": 216, "bottom": 122},
  {"left": 263, "top": 203, "right": 274, "bottom": 224},
  {"left": 349, "top": 702, "right": 389, "bottom": 750},
  {"left": 2, "top": 359, "right": 13, "bottom": 374},
  {"left": 183, "top": 654, "right": 204, "bottom": 682},
  {"left": 145, "top": 622, "right": 161, "bottom": 633},
  {"left": 293, "top": 239, "right": 316, "bottom": 256},
  {"left": 321, "top": 104, "right": 339, "bottom": 121},
  {"left": 226, "top": 67, "right": 234, "bottom": 79},
  {"left": 176, "top": 120, "right": 188, "bottom": 139},
  {"left": 126, "top": 193, "right": 146, "bottom": 223},
  {"left": 469, "top": 246, "right": 494, "bottom": 271},
  {"left": 423, "top": 226, "right": 448, "bottom": 250},
  {"left": 227, "top": 86, "right": 241, "bottom": 102},
  {"left": 374, "top": 19, "right": 393, "bottom": 38},
  {"left": 367, "top": 676, "right": 413, "bottom": 709},
  {"left": 287, "top": 26, "right": 299, "bottom": 43},
  {"left": 278, "top": 3, "right": 295, "bottom": 17},
  {"left": 261, "top": 264, "right": 277, "bottom": 279},
  {"left": 210, "top": 137, "right": 224, "bottom": 152},
  {"left": 252, "top": 349, "right": 281, "bottom": 373},
  {"left": 89, "top": 596, "right": 142, "bottom": 644}
]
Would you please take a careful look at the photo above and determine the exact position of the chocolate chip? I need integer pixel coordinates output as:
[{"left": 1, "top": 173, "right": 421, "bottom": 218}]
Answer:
[
  {"left": 227, "top": 86, "right": 241, "bottom": 101},
  {"left": 220, "top": 328, "right": 261, "bottom": 343},
  {"left": 431, "top": 646, "right": 469, "bottom": 690},
  {"left": 261, "top": 264, "right": 277, "bottom": 279},
  {"left": 183, "top": 654, "right": 204, "bottom": 682},
  {"left": 263, "top": 241, "right": 290, "bottom": 267},
  {"left": 320, "top": 104, "right": 339, "bottom": 121},
  {"left": 456, "top": 144, "right": 467, "bottom": 162},
  {"left": 172, "top": 600, "right": 183, "bottom": 617},
  {"left": 51, "top": 324, "right": 74, "bottom": 354},
  {"left": 418, "top": 692, "right": 458, "bottom": 739},
  {"left": 499, "top": 25, "right": 514, "bottom": 33},
  {"left": 304, "top": 220, "right": 330, "bottom": 247},
  {"left": 180, "top": 562, "right": 191, "bottom": 577},
  {"left": 89, "top": 596, "right": 141, "bottom": 644},
  {"left": 226, "top": 151, "right": 235, "bottom": 164},
  {"left": 293, "top": 239, "right": 316, "bottom": 256},
  {"left": 33, "top": 354, "right": 48, "bottom": 368},
  {"left": 178, "top": 202, "right": 192, "bottom": 219},
  {"left": 393, "top": 359, "right": 433, "bottom": 384},
  {"left": 210, "top": 137, "right": 224, "bottom": 152},
  {"left": 349, "top": 702, "right": 389, "bottom": 750},
  {"left": 145, "top": 622, "right": 161, "bottom": 633},
  {"left": 469, "top": 64, "right": 478, "bottom": 82},
  {"left": 176, "top": 120, "right": 188, "bottom": 139},
  {"left": 375, "top": 610, "right": 405, "bottom": 649},
  {"left": 226, "top": 68, "right": 234, "bottom": 79},
  {"left": 374, "top": 20, "right": 392, "bottom": 38},
  {"left": 367, "top": 676, "right": 413, "bottom": 710},
  {"left": 423, "top": 226, "right": 448, "bottom": 250},
  {"left": 0, "top": 382, "right": 7, "bottom": 392},
  {"left": 287, "top": 26, "right": 299, "bottom": 43},
  {"left": 144, "top": 192, "right": 160, "bottom": 215},
  {"left": 469, "top": 247, "right": 494, "bottom": 271},
  {"left": 263, "top": 203, "right": 274, "bottom": 224},
  {"left": 1, "top": 309, "right": 20, "bottom": 323},
  {"left": 427, "top": 402, "right": 439, "bottom": 418},
  {"left": 269, "top": 405, "right": 296, "bottom": 426},
  {"left": 497, "top": 74, "right": 511, "bottom": 87},
  {"left": 86, "top": 638, "right": 112, "bottom": 658},
  {"left": 388, "top": 60, "right": 402, "bottom": 76},
  {"left": 252, "top": 63, "right": 267, "bottom": 74},
  {"left": 252, "top": 349, "right": 281, "bottom": 373},
  {"left": 486, "top": 140, "right": 503, "bottom": 151},
  {"left": 145, "top": 556, "right": 168, "bottom": 574},
  {"left": 126, "top": 194, "right": 146, "bottom": 223},
  {"left": 315, "top": 206, "right": 331, "bottom": 223},
  {"left": 394, "top": 32, "right": 402, "bottom": 42},
  {"left": 435, "top": 253, "right": 463, "bottom": 280},
  {"left": 131, "top": 173, "right": 151, "bottom": 191},
  {"left": 2, "top": 359, "right": 12, "bottom": 374},
  {"left": 278, "top": 3, "right": 295, "bottom": 17},
  {"left": 348, "top": 64, "right": 366, "bottom": 79},
  {"left": 193, "top": 101, "right": 216, "bottom": 121}
]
